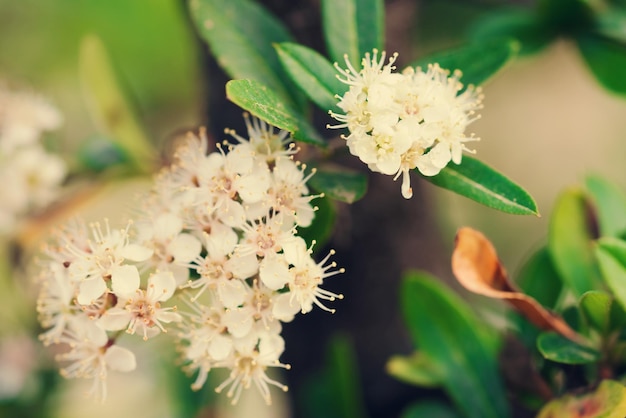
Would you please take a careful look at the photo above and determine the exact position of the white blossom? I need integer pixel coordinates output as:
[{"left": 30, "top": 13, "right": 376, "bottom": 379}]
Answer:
[{"left": 330, "top": 50, "right": 483, "bottom": 199}]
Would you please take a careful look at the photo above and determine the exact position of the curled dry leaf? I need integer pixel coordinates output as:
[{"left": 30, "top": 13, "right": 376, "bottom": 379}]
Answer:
[{"left": 451, "top": 227, "right": 585, "bottom": 344}]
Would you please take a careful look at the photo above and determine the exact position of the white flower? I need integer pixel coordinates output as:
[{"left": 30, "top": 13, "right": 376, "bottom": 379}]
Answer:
[
  {"left": 62, "top": 220, "right": 153, "bottom": 305},
  {"left": 36, "top": 263, "right": 78, "bottom": 344},
  {"left": 227, "top": 113, "right": 296, "bottom": 163},
  {"left": 330, "top": 51, "right": 483, "bottom": 199},
  {"left": 186, "top": 223, "right": 256, "bottom": 307},
  {"left": 213, "top": 330, "right": 289, "bottom": 405},
  {"left": 99, "top": 271, "right": 181, "bottom": 340},
  {"left": 274, "top": 237, "right": 344, "bottom": 316},
  {"left": 56, "top": 318, "right": 136, "bottom": 401}
]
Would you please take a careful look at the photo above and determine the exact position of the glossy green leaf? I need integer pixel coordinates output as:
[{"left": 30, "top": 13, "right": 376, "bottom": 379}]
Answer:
[
  {"left": 386, "top": 352, "right": 444, "bottom": 388},
  {"left": 516, "top": 246, "right": 563, "bottom": 309},
  {"left": 308, "top": 169, "right": 367, "bottom": 203},
  {"left": 401, "top": 272, "right": 510, "bottom": 418},
  {"left": 411, "top": 38, "right": 519, "bottom": 88},
  {"left": 275, "top": 43, "right": 348, "bottom": 112},
  {"left": 470, "top": 9, "right": 553, "bottom": 56},
  {"left": 595, "top": 238, "right": 626, "bottom": 312},
  {"left": 189, "top": 0, "right": 304, "bottom": 108},
  {"left": 578, "top": 34, "right": 626, "bottom": 96},
  {"left": 79, "top": 35, "right": 155, "bottom": 174},
  {"left": 548, "top": 188, "right": 601, "bottom": 297},
  {"left": 297, "top": 194, "right": 336, "bottom": 250},
  {"left": 402, "top": 401, "right": 462, "bottom": 418},
  {"left": 537, "top": 332, "right": 600, "bottom": 364},
  {"left": 421, "top": 156, "right": 539, "bottom": 216},
  {"left": 537, "top": 380, "right": 626, "bottom": 418},
  {"left": 321, "top": 0, "right": 384, "bottom": 67},
  {"left": 225, "top": 79, "right": 324, "bottom": 146},
  {"left": 586, "top": 174, "right": 626, "bottom": 237}
]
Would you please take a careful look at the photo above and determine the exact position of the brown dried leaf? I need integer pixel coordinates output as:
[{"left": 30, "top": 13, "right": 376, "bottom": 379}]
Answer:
[{"left": 452, "top": 227, "right": 584, "bottom": 344}]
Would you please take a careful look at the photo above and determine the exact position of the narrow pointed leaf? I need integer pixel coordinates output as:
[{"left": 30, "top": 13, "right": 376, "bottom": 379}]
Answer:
[
  {"left": 275, "top": 42, "right": 348, "bottom": 112},
  {"left": 79, "top": 35, "right": 155, "bottom": 173},
  {"left": 585, "top": 174, "right": 626, "bottom": 237},
  {"left": 411, "top": 38, "right": 519, "bottom": 88},
  {"left": 537, "top": 332, "right": 600, "bottom": 365},
  {"left": 225, "top": 79, "right": 324, "bottom": 146},
  {"left": 308, "top": 168, "right": 367, "bottom": 203},
  {"left": 401, "top": 272, "right": 510, "bottom": 418},
  {"left": 548, "top": 188, "right": 601, "bottom": 297},
  {"left": 421, "top": 156, "right": 539, "bottom": 215},
  {"left": 578, "top": 34, "right": 626, "bottom": 96},
  {"left": 321, "top": 0, "right": 384, "bottom": 67},
  {"left": 189, "top": 0, "right": 304, "bottom": 108}
]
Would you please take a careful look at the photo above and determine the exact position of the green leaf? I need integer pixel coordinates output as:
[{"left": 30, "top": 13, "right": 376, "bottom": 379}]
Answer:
[
  {"left": 595, "top": 10, "right": 626, "bottom": 44},
  {"left": 189, "top": 0, "right": 304, "bottom": 109},
  {"left": 327, "top": 334, "right": 369, "bottom": 418},
  {"left": 595, "top": 238, "right": 626, "bottom": 312},
  {"left": 79, "top": 35, "right": 155, "bottom": 174},
  {"left": 537, "top": 380, "right": 626, "bottom": 418},
  {"left": 297, "top": 194, "right": 336, "bottom": 249},
  {"left": 470, "top": 9, "right": 553, "bottom": 56},
  {"left": 578, "top": 34, "right": 626, "bottom": 96},
  {"left": 275, "top": 43, "right": 348, "bottom": 112},
  {"left": 321, "top": 0, "right": 384, "bottom": 67},
  {"left": 299, "top": 334, "right": 369, "bottom": 418},
  {"left": 225, "top": 79, "right": 324, "bottom": 146},
  {"left": 402, "top": 401, "right": 462, "bottom": 418},
  {"left": 548, "top": 188, "right": 601, "bottom": 297},
  {"left": 411, "top": 38, "right": 519, "bottom": 88},
  {"left": 421, "top": 155, "right": 539, "bottom": 216},
  {"left": 308, "top": 168, "right": 367, "bottom": 203},
  {"left": 585, "top": 174, "right": 626, "bottom": 237},
  {"left": 401, "top": 272, "right": 510, "bottom": 418},
  {"left": 516, "top": 246, "right": 563, "bottom": 309},
  {"left": 579, "top": 290, "right": 626, "bottom": 335},
  {"left": 386, "top": 352, "right": 444, "bottom": 388},
  {"left": 537, "top": 332, "right": 600, "bottom": 364},
  {"left": 580, "top": 291, "right": 617, "bottom": 334}
]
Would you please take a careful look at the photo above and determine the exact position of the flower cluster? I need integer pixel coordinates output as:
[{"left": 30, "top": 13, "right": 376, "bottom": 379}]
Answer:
[
  {"left": 36, "top": 115, "right": 343, "bottom": 404},
  {"left": 0, "top": 86, "right": 67, "bottom": 234},
  {"left": 329, "top": 50, "right": 483, "bottom": 199}
]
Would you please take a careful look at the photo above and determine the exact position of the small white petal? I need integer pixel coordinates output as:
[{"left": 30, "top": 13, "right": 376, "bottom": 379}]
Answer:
[
  {"left": 169, "top": 233, "right": 202, "bottom": 263},
  {"left": 104, "top": 345, "right": 137, "bottom": 372},
  {"left": 148, "top": 271, "right": 177, "bottom": 301},
  {"left": 259, "top": 256, "right": 290, "bottom": 290},
  {"left": 208, "top": 334, "right": 233, "bottom": 360},
  {"left": 122, "top": 244, "right": 153, "bottom": 262},
  {"left": 111, "top": 265, "right": 140, "bottom": 298},
  {"left": 99, "top": 307, "right": 132, "bottom": 331},
  {"left": 77, "top": 278, "right": 107, "bottom": 305}
]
